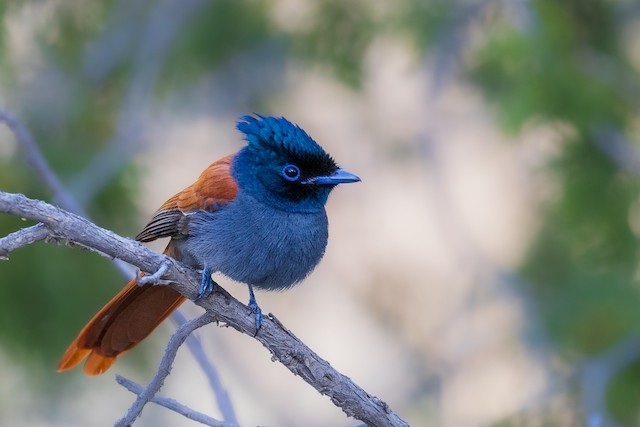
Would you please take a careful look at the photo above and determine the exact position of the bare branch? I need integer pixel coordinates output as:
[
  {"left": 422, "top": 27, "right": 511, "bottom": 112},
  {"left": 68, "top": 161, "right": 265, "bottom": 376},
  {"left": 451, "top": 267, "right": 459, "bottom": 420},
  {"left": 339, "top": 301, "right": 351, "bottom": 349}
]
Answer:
[
  {"left": 116, "top": 313, "right": 215, "bottom": 426},
  {"left": 116, "top": 376, "right": 236, "bottom": 427},
  {"left": 0, "top": 223, "right": 51, "bottom": 260},
  {"left": 0, "top": 191, "right": 410, "bottom": 427},
  {"left": 172, "top": 310, "right": 238, "bottom": 424}
]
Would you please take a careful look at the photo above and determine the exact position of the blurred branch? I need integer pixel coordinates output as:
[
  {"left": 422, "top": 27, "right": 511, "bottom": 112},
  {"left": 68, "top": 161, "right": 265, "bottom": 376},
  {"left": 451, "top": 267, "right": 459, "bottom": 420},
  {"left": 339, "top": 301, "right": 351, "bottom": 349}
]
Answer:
[
  {"left": 593, "top": 125, "right": 640, "bottom": 175},
  {"left": 172, "top": 310, "right": 238, "bottom": 424},
  {"left": 428, "top": 0, "right": 486, "bottom": 96},
  {"left": 69, "top": 0, "right": 206, "bottom": 204},
  {"left": 0, "top": 191, "right": 410, "bottom": 427},
  {"left": 82, "top": 0, "right": 152, "bottom": 82},
  {"left": 116, "top": 376, "right": 235, "bottom": 427},
  {"left": 506, "top": 0, "right": 536, "bottom": 32},
  {"left": 116, "top": 312, "right": 216, "bottom": 426},
  {"left": 197, "top": 41, "right": 287, "bottom": 113},
  {"left": 581, "top": 335, "right": 640, "bottom": 427},
  {"left": 0, "top": 109, "right": 85, "bottom": 215}
]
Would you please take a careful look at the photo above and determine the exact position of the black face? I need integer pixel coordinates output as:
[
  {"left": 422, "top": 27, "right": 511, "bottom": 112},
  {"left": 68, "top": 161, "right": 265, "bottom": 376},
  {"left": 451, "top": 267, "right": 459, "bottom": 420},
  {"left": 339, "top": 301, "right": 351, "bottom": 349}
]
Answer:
[
  {"left": 257, "top": 147, "right": 338, "bottom": 204},
  {"left": 234, "top": 115, "right": 352, "bottom": 212}
]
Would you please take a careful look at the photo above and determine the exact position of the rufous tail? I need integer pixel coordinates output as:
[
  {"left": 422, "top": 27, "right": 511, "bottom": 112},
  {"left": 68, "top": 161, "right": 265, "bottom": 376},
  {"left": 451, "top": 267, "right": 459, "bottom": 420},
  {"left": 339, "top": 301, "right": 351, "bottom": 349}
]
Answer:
[{"left": 57, "top": 247, "right": 185, "bottom": 375}]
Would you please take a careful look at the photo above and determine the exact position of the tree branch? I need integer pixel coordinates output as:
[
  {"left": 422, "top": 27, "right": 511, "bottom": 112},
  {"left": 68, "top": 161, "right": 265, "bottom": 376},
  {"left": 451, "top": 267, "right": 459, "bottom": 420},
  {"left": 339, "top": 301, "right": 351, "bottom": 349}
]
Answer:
[
  {"left": 0, "top": 223, "right": 51, "bottom": 260},
  {"left": 116, "top": 312, "right": 215, "bottom": 426},
  {"left": 0, "top": 191, "right": 410, "bottom": 427},
  {"left": 171, "top": 310, "right": 238, "bottom": 424},
  {"left": 116, "top": 376, "right": 236, "bottom": 427}
]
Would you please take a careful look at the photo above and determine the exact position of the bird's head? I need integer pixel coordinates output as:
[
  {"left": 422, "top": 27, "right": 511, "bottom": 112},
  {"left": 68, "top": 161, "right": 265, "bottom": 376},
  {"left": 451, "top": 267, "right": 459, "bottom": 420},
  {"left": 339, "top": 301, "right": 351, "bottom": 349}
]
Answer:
[{"left": 232, "top": 115, "right": 360, "bottom": 212}]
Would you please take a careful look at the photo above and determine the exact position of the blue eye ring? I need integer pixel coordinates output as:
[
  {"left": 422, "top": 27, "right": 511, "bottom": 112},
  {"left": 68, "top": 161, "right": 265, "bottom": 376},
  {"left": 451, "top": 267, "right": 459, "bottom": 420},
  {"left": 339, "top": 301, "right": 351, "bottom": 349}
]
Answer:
[{"left": 281, "top": 164, "right": 301, "bottom": 181}]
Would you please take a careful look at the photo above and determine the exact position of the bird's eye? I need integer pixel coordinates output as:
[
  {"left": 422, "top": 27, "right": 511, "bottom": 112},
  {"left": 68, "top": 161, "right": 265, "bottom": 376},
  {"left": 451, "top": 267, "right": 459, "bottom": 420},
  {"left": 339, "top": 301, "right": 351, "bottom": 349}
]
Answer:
[{"left": 281, "top": 164, "right": 301, "bottom": 181}]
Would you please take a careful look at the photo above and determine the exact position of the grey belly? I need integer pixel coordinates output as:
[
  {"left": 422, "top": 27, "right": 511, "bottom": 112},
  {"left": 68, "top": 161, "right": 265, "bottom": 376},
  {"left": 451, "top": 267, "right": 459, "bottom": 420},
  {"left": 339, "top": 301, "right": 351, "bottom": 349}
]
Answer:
[{"left": 177, "top": 204, "right": 329, "bottom": 291}]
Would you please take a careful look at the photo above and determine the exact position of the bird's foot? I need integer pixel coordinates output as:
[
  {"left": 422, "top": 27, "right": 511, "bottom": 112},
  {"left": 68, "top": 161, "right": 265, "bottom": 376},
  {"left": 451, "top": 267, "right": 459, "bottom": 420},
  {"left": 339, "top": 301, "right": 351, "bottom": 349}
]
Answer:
[
  {"left": 196, "top": 268, "right": 216, "bottom": 300},
  {"left": 137, "top": 260, "right": 171, "bottom": 286},
  {"left": 247, "top": 285, "right": 263, "bottom": 333},
  {"left": 248, "top": 300, "right": 263, "bottom": 332}
]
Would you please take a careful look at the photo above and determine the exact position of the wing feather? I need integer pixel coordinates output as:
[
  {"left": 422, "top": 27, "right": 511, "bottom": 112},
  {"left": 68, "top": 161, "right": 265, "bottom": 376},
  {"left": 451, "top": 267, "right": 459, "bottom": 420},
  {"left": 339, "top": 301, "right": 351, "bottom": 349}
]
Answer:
[{"left": 135, "top": 153, "right": 238, "bottom": 242}]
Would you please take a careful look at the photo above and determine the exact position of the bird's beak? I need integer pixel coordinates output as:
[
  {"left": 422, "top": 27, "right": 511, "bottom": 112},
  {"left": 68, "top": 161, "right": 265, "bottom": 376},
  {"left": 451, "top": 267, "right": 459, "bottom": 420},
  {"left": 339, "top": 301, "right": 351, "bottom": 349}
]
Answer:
[{"left": 303, "top": 168, "right": 361, "bottom": 185}]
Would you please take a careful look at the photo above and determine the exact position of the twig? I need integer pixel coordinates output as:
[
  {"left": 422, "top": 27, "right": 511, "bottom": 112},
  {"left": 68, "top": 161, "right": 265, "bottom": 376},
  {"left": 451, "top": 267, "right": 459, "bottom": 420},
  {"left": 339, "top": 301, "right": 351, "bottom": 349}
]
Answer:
[
  {"left": 115, "top": 313, "right": 215, "bottom": 426},
  {"left": 116, "top": 376, "right": 236, "bottom": 427},
  {"left": 0, "top": 223, "right": 50, "bottom": 260},
  {"left": 0, "top": 191, "right": 410, "bottom": 427},
  {"left": 172, "top": 310, "right": 238, "bottom": 424}
]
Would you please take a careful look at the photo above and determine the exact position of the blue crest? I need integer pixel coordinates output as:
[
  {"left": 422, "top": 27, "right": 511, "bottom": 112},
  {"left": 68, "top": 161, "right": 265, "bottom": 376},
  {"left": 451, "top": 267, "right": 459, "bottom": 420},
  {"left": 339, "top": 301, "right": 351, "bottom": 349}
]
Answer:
[{"left": 236, "top": 115, "right": 332, "bottom": 163}]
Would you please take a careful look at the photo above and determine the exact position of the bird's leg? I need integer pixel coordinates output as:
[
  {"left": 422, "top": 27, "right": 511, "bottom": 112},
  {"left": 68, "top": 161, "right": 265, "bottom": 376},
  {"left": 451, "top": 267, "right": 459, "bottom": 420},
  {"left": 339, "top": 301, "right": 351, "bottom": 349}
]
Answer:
[
  {"left": 137, "top": 260, "right": 171, "bottom": 286},
  {"left": 247, "top": 284, "right": 263, "bottom": 332},
  {"left": 196, "top": 268, "right": 217, "bottom": 300}
]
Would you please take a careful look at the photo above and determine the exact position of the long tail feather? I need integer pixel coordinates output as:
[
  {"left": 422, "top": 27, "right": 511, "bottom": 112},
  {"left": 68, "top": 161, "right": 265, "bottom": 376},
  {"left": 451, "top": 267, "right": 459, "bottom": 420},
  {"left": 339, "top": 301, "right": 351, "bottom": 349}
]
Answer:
[{"left": 57, "top": 247, "right": 186, "bottom": 375}]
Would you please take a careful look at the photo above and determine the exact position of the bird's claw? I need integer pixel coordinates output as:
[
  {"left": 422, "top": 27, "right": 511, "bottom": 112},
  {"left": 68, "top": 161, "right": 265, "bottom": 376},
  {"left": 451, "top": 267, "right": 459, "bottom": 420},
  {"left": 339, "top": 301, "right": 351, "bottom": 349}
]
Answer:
[
  {"left": 247, "top": 284, "right": 263, "bottom": 333},
  {"left": 248, "top": 300, "right": 263, "bottom": 332},
  {"left": 196, "top": 269, "right": 216, "bottom": 300},
  {"left": 137, "top": 261, "right": 171, "bottom": 286}
]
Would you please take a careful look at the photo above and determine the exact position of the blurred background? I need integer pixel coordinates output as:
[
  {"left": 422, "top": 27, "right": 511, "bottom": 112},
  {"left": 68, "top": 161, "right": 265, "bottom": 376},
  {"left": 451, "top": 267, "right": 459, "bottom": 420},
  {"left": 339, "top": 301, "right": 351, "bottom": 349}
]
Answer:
[{"left": 1, "top": 0, "right": 640, "bottom": 426}]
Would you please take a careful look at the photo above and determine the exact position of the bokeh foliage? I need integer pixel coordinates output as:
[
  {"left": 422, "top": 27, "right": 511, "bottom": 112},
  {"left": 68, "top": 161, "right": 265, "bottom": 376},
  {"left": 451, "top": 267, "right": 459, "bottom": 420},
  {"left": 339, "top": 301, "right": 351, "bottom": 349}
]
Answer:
[
  {"left": 1, "top": 0, "right": 640, "bottom": 425},
  {"left": 470, "top": 0, "right": 640, "bottom": 424},
  {"left": 472, "top": 0, "right": 640, "bottom": 352}
]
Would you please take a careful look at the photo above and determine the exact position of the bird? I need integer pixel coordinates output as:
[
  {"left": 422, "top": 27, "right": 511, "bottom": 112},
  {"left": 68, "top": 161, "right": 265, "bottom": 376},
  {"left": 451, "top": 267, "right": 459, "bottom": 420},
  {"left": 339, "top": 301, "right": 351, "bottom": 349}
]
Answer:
[{"left": 56, "top": 114, "right": 360, "bottom": 375}]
